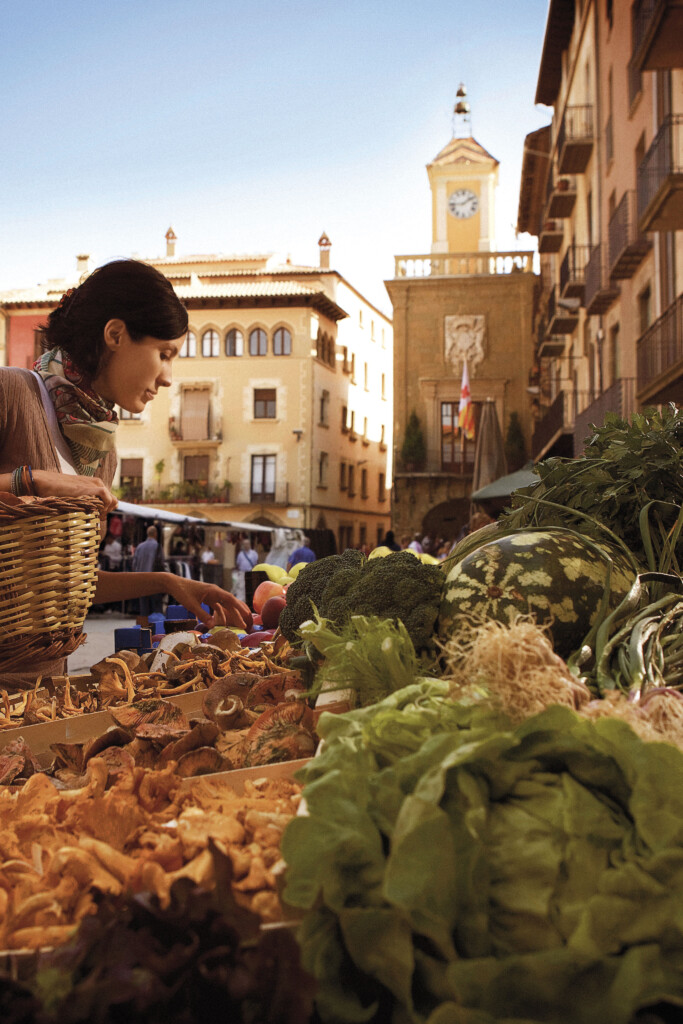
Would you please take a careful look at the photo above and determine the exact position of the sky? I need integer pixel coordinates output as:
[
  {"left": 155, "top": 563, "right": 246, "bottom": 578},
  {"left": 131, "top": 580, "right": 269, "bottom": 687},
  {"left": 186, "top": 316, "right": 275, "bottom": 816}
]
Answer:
[{"left": 1, "top": 0, "right": 552, "bottom": 313}]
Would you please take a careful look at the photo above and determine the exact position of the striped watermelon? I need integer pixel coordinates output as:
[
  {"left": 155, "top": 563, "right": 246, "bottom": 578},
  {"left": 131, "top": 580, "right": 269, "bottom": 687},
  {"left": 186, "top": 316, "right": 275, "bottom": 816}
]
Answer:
[{"left": 439, "top": 527, "right": 635, "bottom": 659}]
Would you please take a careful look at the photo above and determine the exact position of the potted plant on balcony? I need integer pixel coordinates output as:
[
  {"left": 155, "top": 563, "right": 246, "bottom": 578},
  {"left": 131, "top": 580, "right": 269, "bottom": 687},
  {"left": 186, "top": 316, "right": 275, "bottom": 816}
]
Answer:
[
  {"left": 216, "top": 480, "right": 231, "bottom": 502},
  {"left": 401, "top": 410, "right": 427, "bottom": 472}
]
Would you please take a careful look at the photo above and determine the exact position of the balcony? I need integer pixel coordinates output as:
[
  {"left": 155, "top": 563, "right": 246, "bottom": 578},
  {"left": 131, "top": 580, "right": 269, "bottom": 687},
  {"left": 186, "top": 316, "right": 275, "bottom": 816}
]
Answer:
[
  {"left": 631, "top": 0, "right": 683, "bottom": 71},
  {"left": 546, "top": 286, "right": 579, "bottom": 335},
  {"left": 584, "top": 245, "right": 620, "bottom": 315},
  {"left": 547, "top": 176, "right": 578, "bottom": 218},
  {"left": 637, "top": 114, "right": 683, "bottom": 233},
  {"left": 145, "top": 482, "right": 232, "bottom": 504},
  {"left": 573, "top": 378, "right": 638, "bottom": 454},
  {"left": 536, "top": 308, "right": 565, "bottom": 358},
  {"left": 557, "top": 105, "right": 594, "bottom": 174},
  {"left": 608, "top": 191, "right": 652, "bottom": 279},
  {"left": 393, "top": 446, "right": 475, "bottom": 478},
  {"left": 538, "top": 219, "right": 564, "bottom": 253},
  {"left": 637, "top": 292, "right": 683, "bottom": 404},
  {"left": 168, "top": 416, "right": 222, "bottom": 445},
  {"left": 242, "top": 481, "right": 291, "bottom": 505},
  {"left": 532, "top": 391, "right": 575, "bottom": 461},
  {"left": 560, "top": 244, "right": 590, "bottom": 301},
  {"left": 393, "top": 251, "right": 533, "bottom": 278}
]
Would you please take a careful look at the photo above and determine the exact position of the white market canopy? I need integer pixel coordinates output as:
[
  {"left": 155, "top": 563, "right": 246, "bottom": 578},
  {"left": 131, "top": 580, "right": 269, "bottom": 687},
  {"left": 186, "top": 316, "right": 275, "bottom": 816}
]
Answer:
[{"left": 113, "top": 500, "right": 275, "bottom": 532}]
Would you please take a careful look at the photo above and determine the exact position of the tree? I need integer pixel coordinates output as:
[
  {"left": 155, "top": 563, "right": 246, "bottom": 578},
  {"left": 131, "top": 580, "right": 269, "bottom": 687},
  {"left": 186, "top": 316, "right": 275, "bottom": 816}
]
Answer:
[
  {"left": 504, "top": 411, "right": 527, "bottom": 472},
  {"left": 401, "top": 410, "right": 427, "bottom": 470}
]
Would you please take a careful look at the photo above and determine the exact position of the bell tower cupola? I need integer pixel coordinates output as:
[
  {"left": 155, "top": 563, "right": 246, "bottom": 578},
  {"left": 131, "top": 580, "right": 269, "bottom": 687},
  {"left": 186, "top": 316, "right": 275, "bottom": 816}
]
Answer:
[{"left": 427, "top": 85, "right": 499, "bottom": 255}]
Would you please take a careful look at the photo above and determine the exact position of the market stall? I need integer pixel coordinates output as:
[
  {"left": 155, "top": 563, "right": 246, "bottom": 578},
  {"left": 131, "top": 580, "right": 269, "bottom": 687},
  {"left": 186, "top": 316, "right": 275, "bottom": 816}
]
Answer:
[{"left": 0, "top": 406, "right": 682, "bottom": 1023}]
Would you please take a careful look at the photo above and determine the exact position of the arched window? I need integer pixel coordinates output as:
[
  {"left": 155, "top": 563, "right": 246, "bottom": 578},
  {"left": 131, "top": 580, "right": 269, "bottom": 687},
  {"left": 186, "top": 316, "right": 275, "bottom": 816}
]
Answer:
[
  {"left": 249, "top": 328, "right": 267, "bottom": 356},
  {"left": 273, "top": 327, "right": 291, "bottom": 356},
  {"left": 225, "top": 328, "right": 244, "bottom": 357},
  {"left": 202, "top": 329, "right": 220, "bottom": 357},
  {"left": 179, "top": 330, "right": 197, "bottom": 358}
]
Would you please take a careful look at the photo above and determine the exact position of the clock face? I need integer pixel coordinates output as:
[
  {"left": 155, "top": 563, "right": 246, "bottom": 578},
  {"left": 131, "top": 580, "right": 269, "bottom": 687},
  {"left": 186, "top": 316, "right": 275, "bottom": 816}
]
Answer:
[{"left": 448, "top": 188, "right": 479, "bottom": 219}]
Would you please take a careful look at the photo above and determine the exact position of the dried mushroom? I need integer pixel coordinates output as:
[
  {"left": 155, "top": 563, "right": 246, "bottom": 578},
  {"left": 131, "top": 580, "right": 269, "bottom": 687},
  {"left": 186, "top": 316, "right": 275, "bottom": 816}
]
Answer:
[
  {"left": 111, "top": 699, "right": 188, "bottom": 730},
  {"left": 174, "top": 746, "right": 225, "bottom": 778},
  {"left": 202, "top": 674, "right": 259, "bottom": 722},
  {"left": 159, "top": 721, "right": 220, "bottom": 766}
]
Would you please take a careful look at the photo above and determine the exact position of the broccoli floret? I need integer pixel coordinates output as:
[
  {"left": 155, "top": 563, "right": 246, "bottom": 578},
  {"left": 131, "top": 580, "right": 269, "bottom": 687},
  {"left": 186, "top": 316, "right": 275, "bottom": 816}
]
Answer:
[
  {"left": 279, "top": 553, "right": 346, "bottom": 643},
  {"left": 280, "top": 549, "right": 370, "bottom": 643},
  {"left": 318, "top": 550, "right": 445, "bottom": 653},
  {"left": 339, "top": 548, "right": 366, "bottom": 569}
]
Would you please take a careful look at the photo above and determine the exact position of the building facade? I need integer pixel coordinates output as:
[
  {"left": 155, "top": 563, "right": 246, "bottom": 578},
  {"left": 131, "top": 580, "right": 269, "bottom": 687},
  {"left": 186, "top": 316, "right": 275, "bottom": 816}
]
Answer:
[
  {"left": 518, "top": 0, "right": 683, "bottom": 460},
  {"left": 0, "top": 237, "right": 393, "bottom": 553},
  {"left": 386, "top": 99, "right": 538, "bottom": 542}
]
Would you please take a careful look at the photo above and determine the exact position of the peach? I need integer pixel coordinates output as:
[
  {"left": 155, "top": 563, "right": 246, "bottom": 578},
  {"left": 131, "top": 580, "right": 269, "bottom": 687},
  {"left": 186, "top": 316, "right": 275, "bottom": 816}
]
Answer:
[{"left": 253, "top": 580, "right": 285, "bottom": 613}]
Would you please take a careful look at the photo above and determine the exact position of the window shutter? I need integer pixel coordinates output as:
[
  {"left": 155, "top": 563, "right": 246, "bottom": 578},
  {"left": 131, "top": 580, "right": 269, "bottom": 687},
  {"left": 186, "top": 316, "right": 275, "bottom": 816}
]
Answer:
[
  {"left": 120, "top": 458, "right": 143, "bottom": 478},
  {"left": 181, "top": 389, "right": 210, "bottom": 440},
  {"left": 184, "top": 454, "right": 210, "bottom": 481}
]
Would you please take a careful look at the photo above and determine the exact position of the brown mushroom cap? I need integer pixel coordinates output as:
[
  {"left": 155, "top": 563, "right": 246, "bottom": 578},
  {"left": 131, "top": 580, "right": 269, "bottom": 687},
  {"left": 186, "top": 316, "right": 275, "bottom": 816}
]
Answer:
[
  {"left": 159, "top": 721, "right": 220, "bottom": 765},
  {"left": 111, "top": 699, "right": 189, "bottom": 730},
  {"left": 202, "top": 674, "right": 259, "bottom": 722},
  {"left": 174, "top": 746, "right": 224, "bottom": 778}
]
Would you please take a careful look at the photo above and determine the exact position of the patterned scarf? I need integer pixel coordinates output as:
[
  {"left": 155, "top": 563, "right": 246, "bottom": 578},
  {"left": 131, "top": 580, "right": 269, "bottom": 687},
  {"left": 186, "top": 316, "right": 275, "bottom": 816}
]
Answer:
[{"left": 33, "top": 347, "right": 118, "bottom": 476}]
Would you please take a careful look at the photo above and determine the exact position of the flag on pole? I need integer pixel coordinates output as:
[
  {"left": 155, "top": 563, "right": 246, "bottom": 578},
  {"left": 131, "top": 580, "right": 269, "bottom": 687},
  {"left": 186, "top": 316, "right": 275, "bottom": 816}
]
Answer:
[{"left": 458, "top": 359, "right": 475, "bottom": 440}]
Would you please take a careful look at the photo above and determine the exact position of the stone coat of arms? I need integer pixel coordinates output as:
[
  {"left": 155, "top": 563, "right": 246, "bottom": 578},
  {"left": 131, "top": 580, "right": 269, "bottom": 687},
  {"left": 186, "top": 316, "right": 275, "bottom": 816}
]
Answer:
[{"left": 444, "top": 315, "right": 486, "bottom": 373}]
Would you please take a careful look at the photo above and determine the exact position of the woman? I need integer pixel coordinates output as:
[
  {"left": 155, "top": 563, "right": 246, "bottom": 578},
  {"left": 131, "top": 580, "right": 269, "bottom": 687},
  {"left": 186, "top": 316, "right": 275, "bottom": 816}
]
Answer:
[{"left": 0, "top": 259, "right": 251, "bottom": 680}]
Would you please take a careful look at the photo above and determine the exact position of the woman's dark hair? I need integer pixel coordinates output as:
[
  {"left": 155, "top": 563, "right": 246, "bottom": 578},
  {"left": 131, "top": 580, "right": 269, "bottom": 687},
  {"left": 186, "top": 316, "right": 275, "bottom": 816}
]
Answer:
[{"left": 41, "top": 259, "right": 189, "bottom": 378}]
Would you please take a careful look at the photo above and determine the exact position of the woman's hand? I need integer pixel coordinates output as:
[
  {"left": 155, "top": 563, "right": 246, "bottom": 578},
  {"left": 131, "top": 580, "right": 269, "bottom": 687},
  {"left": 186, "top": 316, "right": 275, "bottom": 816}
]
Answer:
[
  {"left": 166, "top": 577, "right": 252, "bottom": 631},
  {"left": 32, "top": 469, "right": 118, "bottom": 513}
]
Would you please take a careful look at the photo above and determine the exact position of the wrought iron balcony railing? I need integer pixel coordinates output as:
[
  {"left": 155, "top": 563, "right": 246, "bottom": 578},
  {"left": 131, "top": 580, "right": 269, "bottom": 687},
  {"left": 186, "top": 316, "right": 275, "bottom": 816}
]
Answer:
[
  {"left": 560, "top": 244, "right": 590, "bottom": 300},
  {"left": 584, "top": 244, "right": 620, "bottom": 315},
  {"left": 631, "top": 0, "right": 683, "bottom": 73},
  {"left": 637, "top": 114, "right": 683, "bottom": 232},
  {"left": 557, "top": 105, "right": 594, "bottom": 174},
  {"left": 393, "top": 446, "right": 475, "bottom": 477},
  {"left": 547, "top": 285, "right": 579, "bottom": 335},
  {"left": 573, "top": 378, "right": 638, "bottom": 454},
  {"left": 547, "top": 176, "right": 578, "bottom": 218},
  {"left": 608, "top": 190, "right": 652, "bottom": 278},
  {"left": 538, "top": 219, "right": 564, "bottom": 254},
  {"left": 637, "top": 291, "right": 683, "bottom": 399},
  {"left": 532, "top": 390, "right": 573, "bottom": 460}
]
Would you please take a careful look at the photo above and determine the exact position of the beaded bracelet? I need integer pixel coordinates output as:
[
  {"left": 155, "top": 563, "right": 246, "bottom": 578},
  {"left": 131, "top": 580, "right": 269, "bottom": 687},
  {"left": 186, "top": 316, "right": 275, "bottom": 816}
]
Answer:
[{"left": 10, "top": 465, "right": 36, "bottom": 497}]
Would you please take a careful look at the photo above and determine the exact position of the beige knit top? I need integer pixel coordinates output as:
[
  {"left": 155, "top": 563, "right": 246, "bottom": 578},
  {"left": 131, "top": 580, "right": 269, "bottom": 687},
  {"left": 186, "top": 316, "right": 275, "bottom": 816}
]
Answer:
[{"left": 0, "top": 367, "right": 117, "bottom": 688}]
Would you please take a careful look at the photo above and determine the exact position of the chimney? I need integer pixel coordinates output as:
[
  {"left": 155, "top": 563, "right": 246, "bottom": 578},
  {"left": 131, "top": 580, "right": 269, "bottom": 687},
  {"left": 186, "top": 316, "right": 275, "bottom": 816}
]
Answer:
[
  {"left": 76, "top": 254, "right": 90, "bottom": 276},
  {"left": 165, "top": 226, "right": 177, "bottom": 258},
  {"left": 318, "top": 231, "right": 331, "bottom": 269}
]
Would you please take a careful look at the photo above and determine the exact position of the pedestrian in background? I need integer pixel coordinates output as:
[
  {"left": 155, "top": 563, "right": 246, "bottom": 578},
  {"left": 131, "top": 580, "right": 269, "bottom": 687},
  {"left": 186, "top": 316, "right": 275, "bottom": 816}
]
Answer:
[
  {"left": 287, "top": 535, "right": 316, "bottom": 571},
  {"left": 232, "top": 538, "right": 258, "bottom": 602},
  {"left": 132, "top": 525, "right": 164, "bottom": 617},
  {"left": 380, "top": 529, "right": 401, "bottom": 552}
]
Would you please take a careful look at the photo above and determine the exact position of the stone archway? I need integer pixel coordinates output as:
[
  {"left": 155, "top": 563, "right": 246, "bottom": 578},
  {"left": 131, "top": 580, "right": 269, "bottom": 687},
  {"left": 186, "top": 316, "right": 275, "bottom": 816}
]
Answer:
[
  {"left": 422, "top": 498, "right": 470, "bottom": 544},
  {"left": 249, "top": 515, "right": 282, "bottom": 527}
]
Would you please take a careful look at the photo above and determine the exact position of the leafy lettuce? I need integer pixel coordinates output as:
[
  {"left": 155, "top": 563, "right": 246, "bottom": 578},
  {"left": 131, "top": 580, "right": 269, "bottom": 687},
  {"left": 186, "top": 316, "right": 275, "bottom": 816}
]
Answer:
[{"left": 283, "top": 692, "right": 683, "bottom": 1024}]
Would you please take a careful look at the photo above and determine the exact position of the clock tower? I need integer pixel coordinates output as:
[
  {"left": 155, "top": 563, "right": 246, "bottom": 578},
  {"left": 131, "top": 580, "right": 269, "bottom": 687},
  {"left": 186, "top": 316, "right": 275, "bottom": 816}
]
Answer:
[{"left": 427, "top": 86, "right": 499, "bottom": 255}]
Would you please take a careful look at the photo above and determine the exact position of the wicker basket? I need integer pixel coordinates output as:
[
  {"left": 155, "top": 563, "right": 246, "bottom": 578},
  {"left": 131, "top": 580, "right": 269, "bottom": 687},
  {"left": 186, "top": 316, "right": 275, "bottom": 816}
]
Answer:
[{"left": 0, "top": 492, "right": 102, "bottom": 671}]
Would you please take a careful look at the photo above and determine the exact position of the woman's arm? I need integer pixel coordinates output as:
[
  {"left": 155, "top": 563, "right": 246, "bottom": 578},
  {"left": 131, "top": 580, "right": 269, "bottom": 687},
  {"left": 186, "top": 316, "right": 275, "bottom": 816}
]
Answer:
[
  {"left": 0, "top": 469, "right": 117, "bottom": 511},
  {"left": 94, "top": 570, "right": 252, "bottom": 630}
]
